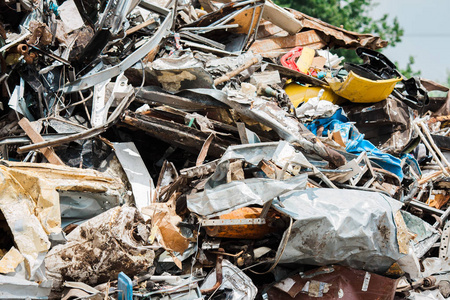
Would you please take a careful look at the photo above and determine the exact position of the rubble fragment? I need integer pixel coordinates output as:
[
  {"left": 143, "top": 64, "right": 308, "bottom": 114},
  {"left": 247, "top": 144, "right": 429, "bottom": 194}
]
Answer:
[{"left": 0, "top": 0, "right": 449, "bottom": 299}]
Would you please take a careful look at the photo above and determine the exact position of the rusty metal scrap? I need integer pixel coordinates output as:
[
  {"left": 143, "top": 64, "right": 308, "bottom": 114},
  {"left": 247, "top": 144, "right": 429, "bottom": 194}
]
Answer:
[
  {"left": 0, "top": 0, "right": 449, "bottom": 299},
  {"left": 288, "top": 9, "right": 388, "bottom": 50}
]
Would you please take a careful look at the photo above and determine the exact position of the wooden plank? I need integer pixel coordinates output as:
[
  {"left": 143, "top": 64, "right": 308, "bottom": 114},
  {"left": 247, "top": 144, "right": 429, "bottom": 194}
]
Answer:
[
  {"left": 236, "top": 122, "right": 249, "bottom": 144},
  {"left": 196, "top": 133, "right": 215, "bottom": 166},
  {"left": 126, "top": 18, "right": 156, "bottom": 35},
  {"left": 18, "top": 118, "right": 65, "bottom": 165}
]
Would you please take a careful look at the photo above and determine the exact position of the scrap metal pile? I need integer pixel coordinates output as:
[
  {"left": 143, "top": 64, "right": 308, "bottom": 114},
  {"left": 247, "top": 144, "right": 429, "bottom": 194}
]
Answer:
[{"left": 1, "top": 0, "right": 450, "bottom": 299}]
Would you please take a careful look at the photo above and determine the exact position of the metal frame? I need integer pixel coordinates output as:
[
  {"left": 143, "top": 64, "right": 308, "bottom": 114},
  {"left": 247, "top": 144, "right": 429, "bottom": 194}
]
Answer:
[{"left": 201, "top": 218, "right": 266, "bottom": 226}]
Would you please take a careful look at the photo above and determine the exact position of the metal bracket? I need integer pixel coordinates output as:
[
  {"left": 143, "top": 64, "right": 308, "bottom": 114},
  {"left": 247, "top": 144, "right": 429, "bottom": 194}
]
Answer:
[
  {"left": 440, "top": 221, "right": 450, "bottom": 259},
  {"left": 349, "top": 152, "right": 376, "bottom": 188},
  {"left": 202, "top": 239, "right": 221, "bottom": 250},
  {"left": 201, "top": 218, "right": 266, "bottom": 226}
]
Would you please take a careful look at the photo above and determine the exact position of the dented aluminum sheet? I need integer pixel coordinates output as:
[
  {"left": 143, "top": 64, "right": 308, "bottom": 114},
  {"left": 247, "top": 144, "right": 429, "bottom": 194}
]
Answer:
[
  {"left": 149, "top": 53, "right": 214, "bottom": 92},
  {"left": 113, "top": 142, "right": 156, "bottom": 209},
  {"left": 45, "top": 206, "right": 155, "bottom": 290},
  {"left": 0, "top": 274, "right": 52, "bottom": 299},
  {"left": 187, "top": 142, "right": 309, "bottom": 217},
  {"left": 188, "top": 174, "right": 307, "bottom": 218},
  {"left": 288, "top": 9, "right": 388, "bottom": 50},
  {"left": 274, "top": 188, "right": 405, "bottom": 273},
  {"left": 201, "top": 259, "right": 257, "bottom": 300},
  {"left": 266, "top": 265, "right": 397, "bottom": 300}
]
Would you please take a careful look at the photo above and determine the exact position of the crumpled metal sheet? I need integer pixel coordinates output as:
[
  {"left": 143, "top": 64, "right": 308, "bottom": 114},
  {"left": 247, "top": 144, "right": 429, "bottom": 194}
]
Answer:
[
  {"left": 274, "top": 188, "right": 404, "bottom": 273},
  {"left": 0, "top": 274, "right": 52, "bottom": 299},
  {"left": 401, "top": 211, "right": 440, "bottom": 258},
  {"left": 0, "top": 247, "right": 23, "bottom": 274},
  {"left": 288, "top": 9, "right": 387, "bottom": 50},
  {"left": 187, "top": 142, "right": 309, "bottom": 217},
  {"left": 188, "top": 175, "right": 307, "bottom": 217},
  {"left": 45, "top": 206, "right": 155, "bottom": 289},
  {"left": 0, "top": 160, "right": 127, "bottom": 235},
  {"left": 219, "top": 142, "right": 312, "bottom": 171},
  {"left": 141, "top": 201, "right": 190, "bottom": 254},
  {"left": 206, "top": 52, "right": 260, "bottom": 80},
  {"left": 149, "top": 53, "right": 214, "bottom": 92},
  {"left": 407, "top": 290, "right": 446, "bottom": 300},
  {"left": 0, "top": 164, "right": 50, "bottom": 279},
  {"left": 201, "top": 259, "right": 257, "bottom": 300}
]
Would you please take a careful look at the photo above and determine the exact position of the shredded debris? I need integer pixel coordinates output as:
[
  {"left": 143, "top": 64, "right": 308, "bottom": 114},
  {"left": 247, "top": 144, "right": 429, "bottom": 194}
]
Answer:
[{"left": 0, "top": 0, "right": 449, "bottom": 299}]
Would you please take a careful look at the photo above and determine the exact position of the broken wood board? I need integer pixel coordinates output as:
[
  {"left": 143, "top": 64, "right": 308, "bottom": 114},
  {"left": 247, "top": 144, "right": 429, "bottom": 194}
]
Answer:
[
  {"left": 249, "top": 30, "right": 325, "bottom": 58},
  {"left": 18, "top": 118, "right": 65, "bottom": 165}
]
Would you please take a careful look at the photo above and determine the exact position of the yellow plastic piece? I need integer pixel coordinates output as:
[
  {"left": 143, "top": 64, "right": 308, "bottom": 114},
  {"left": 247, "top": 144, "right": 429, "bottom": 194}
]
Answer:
[
  {"left": 296, "top": 47, "right": 315, "bottom": 74},
  {"left": 327, "top": 71, "right": 402, "bottom": 103},
  {"left": 285, "top": 83, "right": 340, "bottom": 107}
]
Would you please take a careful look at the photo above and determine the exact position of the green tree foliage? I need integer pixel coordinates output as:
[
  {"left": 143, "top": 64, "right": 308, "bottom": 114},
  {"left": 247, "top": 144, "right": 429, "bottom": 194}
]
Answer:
[
  {"left": 273, "top": 0, "right": 403, "bottom": 63},
  {"left": 447, "top": 70, "right": 450, "bottom": 88},
  {"left": 396, "top": 56, "right": 421, "bottom": 78}
]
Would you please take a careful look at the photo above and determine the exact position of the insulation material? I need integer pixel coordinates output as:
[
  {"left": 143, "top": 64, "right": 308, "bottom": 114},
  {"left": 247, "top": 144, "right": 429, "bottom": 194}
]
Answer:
[{"left": 45, "top": 206, "right": 155, "bottom": 289}]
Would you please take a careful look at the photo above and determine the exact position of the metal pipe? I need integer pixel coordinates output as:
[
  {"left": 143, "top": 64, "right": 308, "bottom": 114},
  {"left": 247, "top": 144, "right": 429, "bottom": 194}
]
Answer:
[
  {"left": 435, "top": 205, "right": 450, "bottom": 229},
  {"left": 401, "top": 181, "right": 419, "bottom": 203},
  {"left": 419, "top": 121, "right": 450, "bottom": 169},
  {"left": 409, "top": 200, "right": 444, "bottom": 215},
  {"left": 316, "top": 168, "right": 353, "bottom": 174},
  {"left": 180, "top": 24, "right": 239, "bottom": 32},
  {"left": 413, "top": 122, "right": 449, "bottom": 176},
  {"left": 201, "top": 249, "right": 224, "bottom": 294}
]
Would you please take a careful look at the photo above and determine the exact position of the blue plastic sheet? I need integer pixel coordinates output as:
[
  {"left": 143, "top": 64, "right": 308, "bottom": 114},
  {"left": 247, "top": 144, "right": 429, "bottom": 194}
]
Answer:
[{"left": 306, "top": 109, "right": 404, "bottom": 181}]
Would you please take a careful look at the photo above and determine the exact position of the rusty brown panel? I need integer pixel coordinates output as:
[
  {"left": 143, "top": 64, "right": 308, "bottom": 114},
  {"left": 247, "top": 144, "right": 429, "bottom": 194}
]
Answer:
[
  {"left": 229, "top": 5, "right": 263, "bottom": 35},
  {"left": 266, "top": 265, "right": 397, "bottom": 300},
  {"left": 288, "top": 9, "right": 388, "bottom": 50},
  {"left": 204, "top": 207, "right": 284, "bottom": 239}
]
